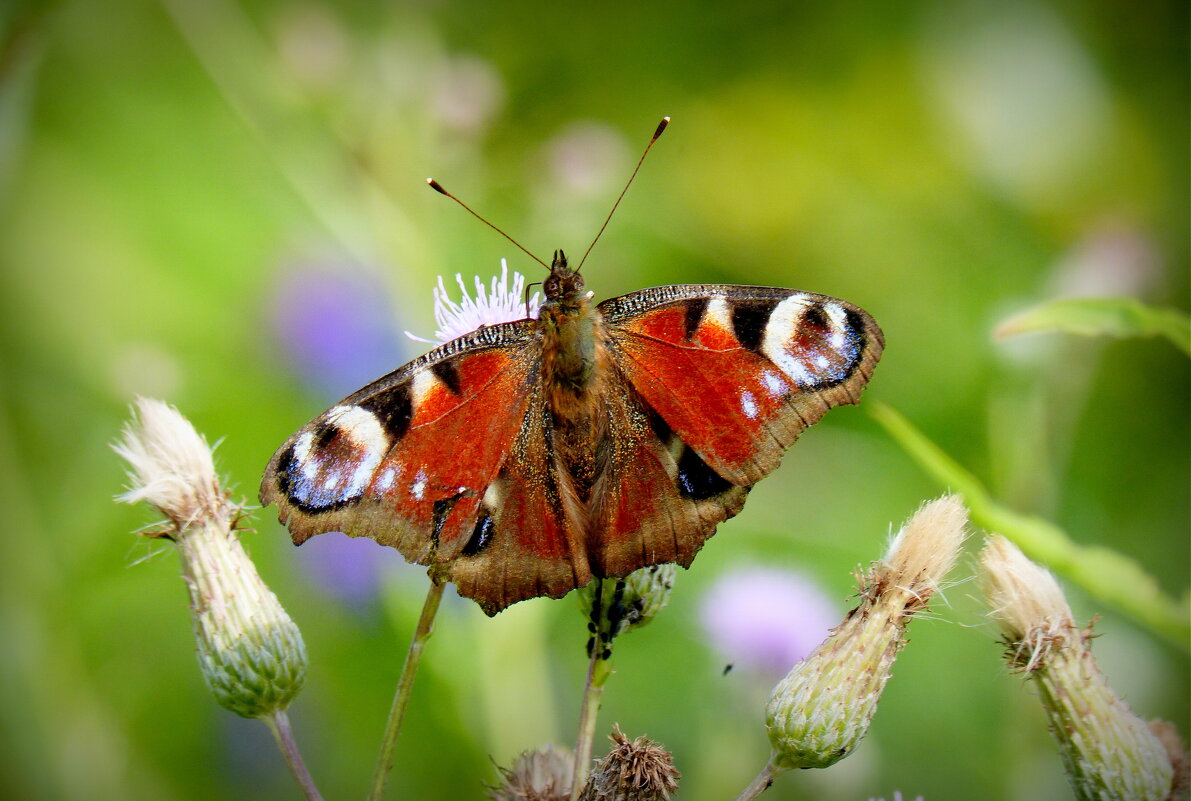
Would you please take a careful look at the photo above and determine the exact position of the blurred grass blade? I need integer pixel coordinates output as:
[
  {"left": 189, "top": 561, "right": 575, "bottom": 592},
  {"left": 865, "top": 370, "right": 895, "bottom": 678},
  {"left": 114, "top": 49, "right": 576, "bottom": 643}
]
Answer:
[
  {"left": 995, "top": 297, "right": 1191, "bottom": 356},
  {"left": 870, "top": 403, "right": 1190, "bottom": 649}
]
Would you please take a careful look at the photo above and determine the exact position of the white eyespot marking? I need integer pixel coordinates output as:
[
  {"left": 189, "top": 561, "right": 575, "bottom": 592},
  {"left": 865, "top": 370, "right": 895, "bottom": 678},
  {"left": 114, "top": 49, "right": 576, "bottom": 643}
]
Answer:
[
  {"left": 284, "top": 406, "right": 391, "bottom": 509},
  {"left": 483, "top": 482, "right": 501, "bottom": 510},
  {"left": 815, "top": 354, "right": 830, "bottom": 369},
  {"left": 761, "top": 369, "right": 789, "bottom": 398},
  {"left": 376, "top": 464, "right": 398, "bottom": 492},
  {"left": 410, "top": 370, "right": 443, "bottom": 408},
  {"left": 411, "top": 469, "right": 428, "bottom": 501},
  {"left": 326, "top": 405, "right": 389, "bottom": 498},
  {"left": 293, "top": 431, "right": 318, "bottom": 482},
  {"left": 824, "top": 302, "right": 849, "bottom": 348},
  {"left": 704, "top": 295, "right": 733, "bottom": 330},
  {"left": 761, "top": 295, "right": 815, "bottom": 386},
  {"left": 741, "top": 390, "right": 759, "bottom": 419}
]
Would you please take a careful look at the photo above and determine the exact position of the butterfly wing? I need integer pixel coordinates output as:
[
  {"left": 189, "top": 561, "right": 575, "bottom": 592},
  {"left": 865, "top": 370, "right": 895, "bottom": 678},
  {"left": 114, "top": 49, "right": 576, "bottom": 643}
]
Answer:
[
  {"left": 589, "top": 284, "right": 883, "bottom": 574},
  {"left": 260, "top": 320, "right": 590, "bottom": 613},
  {"left": 443, "top": 386, "right": 593, "bottom": 613},
  {"left": 585, "top": 384, "right": 752, "bottom": 578}
]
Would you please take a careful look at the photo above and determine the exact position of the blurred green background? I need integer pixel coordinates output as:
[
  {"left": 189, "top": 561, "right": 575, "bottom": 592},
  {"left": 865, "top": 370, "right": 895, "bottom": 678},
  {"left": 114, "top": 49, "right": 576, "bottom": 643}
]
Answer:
[{"left": 0, "top": 0, "right": 1186, "bottom": 799}]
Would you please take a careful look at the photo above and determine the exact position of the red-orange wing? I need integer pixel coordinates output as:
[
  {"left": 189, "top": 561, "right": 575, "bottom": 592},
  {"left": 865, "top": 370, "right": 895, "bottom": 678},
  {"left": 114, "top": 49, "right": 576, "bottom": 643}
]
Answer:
[
  {"left": 260, "top": 320, "right": 587, "bottom": 613},
  {"left": 600, "top": 285, "right": 883, "bottom": 486},
  {"left": 586, "top": 285, "right": 883, "bottom": 575}
]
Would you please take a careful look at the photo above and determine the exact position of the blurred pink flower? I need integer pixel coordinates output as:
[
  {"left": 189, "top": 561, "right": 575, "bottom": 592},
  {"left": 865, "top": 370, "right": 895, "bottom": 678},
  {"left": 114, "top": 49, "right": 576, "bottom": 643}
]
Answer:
[{"left": 699, "top": 567, "right": 837, "bottom": 678}]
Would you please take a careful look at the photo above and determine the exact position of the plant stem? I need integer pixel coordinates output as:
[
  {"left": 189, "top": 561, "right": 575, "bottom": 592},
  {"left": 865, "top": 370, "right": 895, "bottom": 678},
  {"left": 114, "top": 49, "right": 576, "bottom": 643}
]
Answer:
[
  {"left": 367, "top": 579, "right": 446, "bottom": 801},
  {"left": 569, "top": 636, "right": 613, "bottom": 800},
  {"left": 733, "top": 761, "right": 781, "bottom": 801},
  {"left": 264, "top": 709, "right": 325, "bottom": 801}
]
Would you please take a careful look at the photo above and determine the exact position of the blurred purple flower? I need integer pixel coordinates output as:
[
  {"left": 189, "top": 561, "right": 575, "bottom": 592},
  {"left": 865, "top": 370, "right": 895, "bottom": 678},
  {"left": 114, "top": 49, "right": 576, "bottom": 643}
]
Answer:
[
  {"left": 268, "top": 258, "right": 408, "bottom": 400},
  {"left": 699, "top": 567, "right": 838, "bottom": 678},
  {"left": 293, "top": 532, "right": 408, "bottom": 608}
]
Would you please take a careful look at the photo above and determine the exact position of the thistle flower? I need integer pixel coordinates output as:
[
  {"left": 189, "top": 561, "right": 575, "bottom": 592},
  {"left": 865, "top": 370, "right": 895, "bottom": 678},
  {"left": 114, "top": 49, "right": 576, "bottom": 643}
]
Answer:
[
  {"left": 579, "top": 726, "right": 680, "bottom": 801},
  {"left": 579, "top": 564, "right": 677, "bottom": 656},
  {"left": 764, "top": 496, "right": 967, "bottom": 771},
  {"left": 489, "top": 745, "right": 575, "bottom": 801},
  {"left": 405, "top": 258, "right": 542, "bottom": 344},
  {"left": 114, "top": 398, "right": 307, "bottom": 719},
  {"left": 979, "top": 535, "right": 1177, "bottom": 801}
]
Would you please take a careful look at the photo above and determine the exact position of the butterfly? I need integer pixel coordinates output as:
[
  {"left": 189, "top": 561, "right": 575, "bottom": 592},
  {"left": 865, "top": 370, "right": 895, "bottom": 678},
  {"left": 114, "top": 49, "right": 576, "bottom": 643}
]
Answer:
[{"left": 260, "top": 250, "right": 883, "bottom": 615}]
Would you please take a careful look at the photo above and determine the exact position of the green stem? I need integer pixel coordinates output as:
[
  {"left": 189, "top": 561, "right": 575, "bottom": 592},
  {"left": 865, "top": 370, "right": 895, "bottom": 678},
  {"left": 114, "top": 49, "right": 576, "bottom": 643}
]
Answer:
[
  {"left": 367, "top": 579, "right": 445, "bottom": 801},
  {"left": 732, "top": 760, "right": 782, "bottom": 801},
  {"left": 569, "top": 642, "right": 612, "bottom": 801},
  {"left": 264, "top": 709, "right": 325, "bottom": 801},
  {"left": 869, "top": 402, "right": 1190, "bottom": 649}
]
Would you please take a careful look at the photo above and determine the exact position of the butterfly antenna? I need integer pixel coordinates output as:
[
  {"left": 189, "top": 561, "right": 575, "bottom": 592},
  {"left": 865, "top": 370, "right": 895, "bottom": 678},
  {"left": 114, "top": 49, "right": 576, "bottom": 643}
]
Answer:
[
  {"left": 426, "top": 178, "right": 549, "bottom": 269},
  {"left": 576, "top": 116, "right": 670, "bottom": 273}
]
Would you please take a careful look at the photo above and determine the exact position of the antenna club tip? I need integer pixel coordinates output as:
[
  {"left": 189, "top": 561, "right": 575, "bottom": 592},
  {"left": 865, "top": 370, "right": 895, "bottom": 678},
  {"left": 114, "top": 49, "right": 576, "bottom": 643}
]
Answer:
[
  {"left": 653, "top": 117, "right": 670, "bottom": 139},
  {"left": 427, "top": 178, "right": 448, "bottom": 195}
]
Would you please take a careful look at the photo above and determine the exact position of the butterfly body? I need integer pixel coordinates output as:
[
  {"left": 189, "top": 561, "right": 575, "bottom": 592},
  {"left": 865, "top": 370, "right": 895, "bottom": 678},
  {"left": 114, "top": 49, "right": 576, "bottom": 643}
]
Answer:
[{"left": 261, "top": 253, "right": 883, "bottom": 614}]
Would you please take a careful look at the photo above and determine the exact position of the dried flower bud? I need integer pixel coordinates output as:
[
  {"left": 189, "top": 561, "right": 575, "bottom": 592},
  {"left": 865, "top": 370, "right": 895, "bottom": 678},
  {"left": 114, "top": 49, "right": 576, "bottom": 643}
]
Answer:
[
  {"left": 579, "top": 565, "right": 676, "bottom": 656},
  {"left": 980, "top": 536, "right": 1176, "bottom": 801},
  {"left": 115, "top": 397, "right": 307, "bottom": 718},
  {"left": 579, "top": 726, "right": 680, "bottom": 801},
  {"left": 488, "top": 745, "right": 574, "bottom": 801},
  {"left": 766, "top": 496, "right": 967, "bottom": 770}
]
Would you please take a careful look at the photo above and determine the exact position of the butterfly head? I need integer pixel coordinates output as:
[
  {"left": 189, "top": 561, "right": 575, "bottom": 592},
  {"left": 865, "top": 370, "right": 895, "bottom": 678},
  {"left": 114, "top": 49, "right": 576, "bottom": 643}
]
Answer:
[{"left": 542, "top": 250, "right": 589, "bottom": 309}]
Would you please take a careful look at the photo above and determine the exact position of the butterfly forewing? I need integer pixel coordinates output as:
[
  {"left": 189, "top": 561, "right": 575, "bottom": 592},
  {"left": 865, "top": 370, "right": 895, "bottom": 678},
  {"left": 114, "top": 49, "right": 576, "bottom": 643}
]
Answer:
[
  {"left": 599, "top": 285, "right": 883, "bottom": 486},
  {"left": 261, "top": 319, "right": 545, "bottom": 569}
]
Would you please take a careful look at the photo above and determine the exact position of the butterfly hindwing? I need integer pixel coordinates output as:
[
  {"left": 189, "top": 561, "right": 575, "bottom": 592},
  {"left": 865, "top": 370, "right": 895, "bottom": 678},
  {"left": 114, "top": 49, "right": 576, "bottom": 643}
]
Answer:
[
  {"left": 443, "top": 387, "right": 594, "bottom": 614},
  {"left": 586, "top": 384, "right": 752, "bottom": 578}
]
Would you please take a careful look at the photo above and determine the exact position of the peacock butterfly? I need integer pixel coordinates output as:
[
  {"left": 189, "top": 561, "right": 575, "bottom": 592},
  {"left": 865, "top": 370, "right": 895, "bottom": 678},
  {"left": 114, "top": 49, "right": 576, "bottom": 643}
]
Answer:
[{"left": 260, "top": 122, "right": 884, "bottom": 615}]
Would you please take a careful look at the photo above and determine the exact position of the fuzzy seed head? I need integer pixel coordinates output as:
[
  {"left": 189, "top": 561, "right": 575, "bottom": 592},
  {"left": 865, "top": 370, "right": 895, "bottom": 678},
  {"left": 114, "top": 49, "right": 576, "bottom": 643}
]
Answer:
[
  {"left": 488, "top": 745, "right": 574, "bottom": 801},
  {"left": 873, "top": 494, "right": 968, "bottom": 613},
  {"left": 113, "top": 397, "right": 223, "bottom": 529},
  {"left": 579, "top": 726, "right": 680, "bottom": 801},
  {"left": 980, "top": 534, "right": 1074, "bottom": 669}
]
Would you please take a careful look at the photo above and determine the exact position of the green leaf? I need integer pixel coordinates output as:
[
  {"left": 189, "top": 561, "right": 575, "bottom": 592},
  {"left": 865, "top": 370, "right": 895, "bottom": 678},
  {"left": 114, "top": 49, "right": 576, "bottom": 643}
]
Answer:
[
  {"left": 870, "top": 403, "right": 1190, "bottom": 649},
  {"left": 995, "top": 297, "right": 1191, "bottom": 356}
]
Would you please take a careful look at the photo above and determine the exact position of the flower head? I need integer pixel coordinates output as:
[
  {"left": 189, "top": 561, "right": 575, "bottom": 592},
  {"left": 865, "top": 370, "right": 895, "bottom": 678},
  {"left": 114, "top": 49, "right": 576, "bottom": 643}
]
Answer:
[
  {"left": 115, "top": 398, "right": 307, "bottom": 719},
  {"left": 766, "top": 496, "right": 967, "bottom": 771},
  {"left": 406, "top": 259, "right": 541, "bottom": 344},
  {"left": 579, "top": 564, "right": 676, "bottom": 656},
  {"left": 980, "top": 536, "right": 1177, "bottom": 801}
]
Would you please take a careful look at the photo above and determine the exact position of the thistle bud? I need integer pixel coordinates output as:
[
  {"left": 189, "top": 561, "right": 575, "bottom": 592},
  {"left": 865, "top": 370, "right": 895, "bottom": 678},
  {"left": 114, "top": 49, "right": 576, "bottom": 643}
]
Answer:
[
  {"left": 579, "top": 726, "right": 680, "bottom": 801},
  {"left": 979, "top": 536, "right": 1177, "bottom": 801},
  {"left": 115, "top": 398, "right": 307, "bottom": 718},
  {"left": 765, "top": 496, "right": 967, "bottom": 770},
  {"left": 579, "top": 564, "right": 676, "bottom": 656},
  {"left": 488, "top": 745, "right": 574, "bottom": 801}
]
